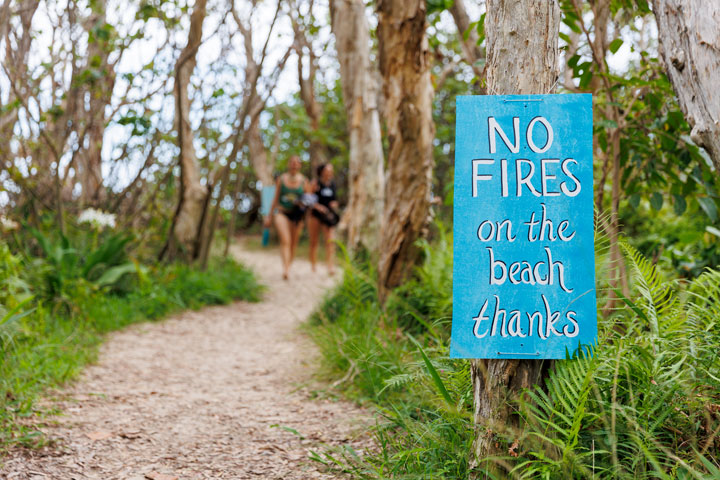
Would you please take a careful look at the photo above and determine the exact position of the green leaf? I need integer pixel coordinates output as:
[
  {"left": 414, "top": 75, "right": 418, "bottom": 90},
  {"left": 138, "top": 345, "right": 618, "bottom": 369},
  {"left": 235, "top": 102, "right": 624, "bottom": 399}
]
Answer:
[
  {"left": 629, "top": 193, "right": 641, "bottom": 209},
  {"left": 408, "top": 335, "right": 455, "bottom": 409},
  {"left": 579, "top": 70, "right": 593, "bottom": 89},
  {"left": 609, "top": 38, "right": 624, "bottom": 54},
  {"left": 611, "top": 287, "right": 649, "bottom": 324},
  {"left": 94, "top": 263, "right": 138, "bottom": 287},
  {"left": 705, "top": 225, "right": 720, "bottom": 239},
  {"left": 697, "top": 197, "right": 718, "bottom": 222},
  {"left": 695, "top": 450, "right": 720, "bottom": 477},
  {"left": 673, "top": 194, "right": 687, "bottom": 215},
  {"left": 270, "top": 424, "right": 305, "bottom": 439},
  {"left": 650, "top": 192, "right": 663, "bottom": 211},
  {"left": 567, "top": 54, "right": 581, "bottom": 68},
  {"left": 1, "top": 297, "right": 36, "bottom": 326},
  {"left": 476, "top": 13, "right": 486, "bottom": 44},
  {"left": 597, "top": 118, "right": 618, "bottom": 130},
  {"left": 562, "top": 14, "right": 582, "bottom": 34},
  {"left": 426, "top": 0, "right": 453, "bottom": 14}
]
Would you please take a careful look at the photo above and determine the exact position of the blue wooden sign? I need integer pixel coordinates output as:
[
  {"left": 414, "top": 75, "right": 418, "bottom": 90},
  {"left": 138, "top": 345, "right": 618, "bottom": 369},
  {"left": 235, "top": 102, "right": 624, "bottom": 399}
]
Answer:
[{"left": 450, "top": 94, "right": 596, "bottom": 359}]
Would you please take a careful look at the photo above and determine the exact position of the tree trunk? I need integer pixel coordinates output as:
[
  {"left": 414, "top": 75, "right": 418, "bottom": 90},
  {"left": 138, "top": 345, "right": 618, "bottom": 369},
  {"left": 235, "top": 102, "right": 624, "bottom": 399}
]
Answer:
[
  {"left": 223, "top": 166, "right": 245, "bottom": 257},
  {"left": 376, "top": 0, "right": 435, "bottom": 299},
  {"left": 295, "top": 34, "right": 327, "bottom": 173},
  {"left": 78, "top": 0, "right": 115, "bottom": 206},
  {"left": 330, "top": 0, "right": 385, "bottom": 253},
  {"left": 232, "top": 2, "right": 284, "bottom": 188},
  {"left": 247, "top": 105, "right": 274, "bottom": 187},
  {"left": 1, "top": 0, "right": 39, "bottom": 185},
  {"left": 448, "top": 0, "right": 484, "bottom": 80},
  {"left": 652, "top": 0, "right": 720, "bottom": 170},
  {"left": 470, "top": 0, "right": 560, "bottom": 474},
  {"left": 168, "top": 0, "right": 208, "bottom": 259}
]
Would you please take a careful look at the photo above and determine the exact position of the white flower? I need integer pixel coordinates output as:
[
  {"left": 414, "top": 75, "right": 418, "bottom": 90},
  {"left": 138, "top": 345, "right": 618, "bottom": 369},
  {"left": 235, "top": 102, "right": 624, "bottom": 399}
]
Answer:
[
  {"left": 78, "top": 208, "right": 116, "bottom": 229},
  {"left": 0, "top": 215, "right": 19, "bottom": 231}
]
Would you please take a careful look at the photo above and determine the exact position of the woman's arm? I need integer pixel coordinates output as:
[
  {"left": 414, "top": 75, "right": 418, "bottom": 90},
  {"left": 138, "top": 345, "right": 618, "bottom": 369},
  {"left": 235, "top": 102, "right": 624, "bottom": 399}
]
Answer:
[{"left": 309, "top": 178, "right": 330, "bottom": 212}]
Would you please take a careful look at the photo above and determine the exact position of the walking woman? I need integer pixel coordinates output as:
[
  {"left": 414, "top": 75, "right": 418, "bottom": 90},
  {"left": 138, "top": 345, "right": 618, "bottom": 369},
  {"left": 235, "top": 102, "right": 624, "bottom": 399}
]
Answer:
[
  {"left": 264, "top": 156, "right": 309, "bottom": 280},
  {"left": 308, "top": 163, "right": 340, "bottom": 275}
]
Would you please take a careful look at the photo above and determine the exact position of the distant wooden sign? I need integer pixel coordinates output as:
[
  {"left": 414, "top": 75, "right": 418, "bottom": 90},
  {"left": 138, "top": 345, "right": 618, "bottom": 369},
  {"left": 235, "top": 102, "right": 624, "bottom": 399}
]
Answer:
[{"left": 450, "top": 94, "right": 597, "bottom": 359}]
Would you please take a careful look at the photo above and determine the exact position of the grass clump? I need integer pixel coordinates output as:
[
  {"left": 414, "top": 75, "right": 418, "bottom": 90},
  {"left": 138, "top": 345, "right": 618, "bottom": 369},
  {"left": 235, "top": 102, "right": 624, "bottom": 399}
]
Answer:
[
  {"left": 306, "top": 230, "right": 720, "bottom": 479},
  {"left": 307, "top": 228, "right": 474, "bottom": 478}
]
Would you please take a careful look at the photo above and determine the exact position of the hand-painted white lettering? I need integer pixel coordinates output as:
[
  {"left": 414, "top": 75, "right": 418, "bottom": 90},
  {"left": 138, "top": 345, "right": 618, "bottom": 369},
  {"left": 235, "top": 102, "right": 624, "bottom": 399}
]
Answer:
[{"left": 488, "top": 117, "right": 520, "bottom": 154}]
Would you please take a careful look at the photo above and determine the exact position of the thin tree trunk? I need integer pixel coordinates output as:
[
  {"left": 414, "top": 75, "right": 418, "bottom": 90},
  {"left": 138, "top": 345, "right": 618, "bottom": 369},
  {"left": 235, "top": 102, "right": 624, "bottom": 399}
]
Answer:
[
  {"left": 376, "top": 0, "right": 435, "bottom": 300},
  {"left": 1, "top": 1, "right": 39, "bottom": 188},
  {"left": 448, "top": 0, "right": 484, "bottom": 79},
  {"left": 0, "top": 0, "right": 11, "bottom": 42},
  {"left": 247, "top": 109, "right": 274, "bottom": 187},
  {"left": 330, "top": 0, "right": 385, "bottom": 254},
  {"left": 294, "top": 24, "right": 327, "bottom": 173},
  {"left": 223, "top": 166, "right": 245, "bottom": 257},
  {"left": 232, "top": 0, "right": 285, "bottom": 188},
  {"left": 77, "top": 0, "right": 115, "bottom": 206},
  {"left": 652, "top": 0, "right": 720, "bottom": 170},
  {"left": 568, "top": 0, "right": 629, "bottom": 309},
  {"left": 198, "top": 130, "right": 249, "bottom": 269},
  {"left": 164, "top": 0, "right": 209, "bottom": 260},
  {"left": 470, "top": 0, "right": 560, "bottom": 475}
]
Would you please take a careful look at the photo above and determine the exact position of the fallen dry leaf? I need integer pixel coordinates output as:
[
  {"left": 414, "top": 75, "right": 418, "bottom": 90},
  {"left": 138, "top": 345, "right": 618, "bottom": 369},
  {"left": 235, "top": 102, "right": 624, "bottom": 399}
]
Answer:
[
  {"left": 508, "top": 440, "right": 519, "bottom": 457},
  {"left": 145, "top": 472, "right": 178, "bottom": 480},
  {"left": 85, "top": 431, "right": 113, "bottom": 441}
]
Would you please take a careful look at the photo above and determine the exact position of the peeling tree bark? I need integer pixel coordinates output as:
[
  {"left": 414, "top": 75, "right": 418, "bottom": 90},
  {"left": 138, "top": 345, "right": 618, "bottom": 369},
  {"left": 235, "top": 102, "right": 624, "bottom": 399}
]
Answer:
[
  {"left": 330, "top": 0, "right": 385, "bottom": 253},
  {"left": 376, "top": 0, "right": 435, "bottom": 299},
  {"left": 653, "top": 0, "right": 720, "bottom": 170},
  {"left": 470, "top": 0, "right": 560, "bottom": 475},
  {"left": 165, "top": 0, "right": 208, "bottom": 260}
]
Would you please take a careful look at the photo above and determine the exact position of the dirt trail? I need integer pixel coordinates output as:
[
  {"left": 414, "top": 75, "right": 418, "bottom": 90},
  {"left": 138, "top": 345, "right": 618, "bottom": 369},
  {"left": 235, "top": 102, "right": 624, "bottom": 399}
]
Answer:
[{"left": 2, "top": 245, "right": 370, "bottom": 480}]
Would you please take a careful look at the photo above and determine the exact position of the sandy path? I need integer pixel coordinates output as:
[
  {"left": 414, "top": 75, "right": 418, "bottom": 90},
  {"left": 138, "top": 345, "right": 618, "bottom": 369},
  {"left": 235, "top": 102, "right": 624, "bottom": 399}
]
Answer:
[{"left": 2, "top": 245, "right": 369, "bottom": 479}]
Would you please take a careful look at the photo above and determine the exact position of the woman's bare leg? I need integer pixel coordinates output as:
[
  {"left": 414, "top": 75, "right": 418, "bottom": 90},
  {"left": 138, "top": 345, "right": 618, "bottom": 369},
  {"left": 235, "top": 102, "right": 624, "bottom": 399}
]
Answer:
[
  {"left": 274, "top": 213, "right": 292, "bottom": 279},
  {"left": 323, "top": 225, "right": 336, "bottom": 275},
  {"left": 289, "top": 219, "right": 303, "bottom": 267},
  {"left": 308, "top": 214, "right": 320, "bottom": 272}
]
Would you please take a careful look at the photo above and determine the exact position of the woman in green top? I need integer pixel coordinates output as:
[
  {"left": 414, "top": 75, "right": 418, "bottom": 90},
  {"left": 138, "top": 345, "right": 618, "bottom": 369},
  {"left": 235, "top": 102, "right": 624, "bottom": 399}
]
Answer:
[{"left": 264, "top": 156, "right": 309, "bottom": 280}]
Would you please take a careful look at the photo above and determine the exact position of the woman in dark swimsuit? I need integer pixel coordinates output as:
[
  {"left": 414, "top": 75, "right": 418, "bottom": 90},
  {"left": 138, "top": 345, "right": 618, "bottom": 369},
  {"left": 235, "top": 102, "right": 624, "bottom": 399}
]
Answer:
[
  {"left": 264, "top": 156, "right": 308, "bottom": 280},
  {"left": 308, "top": 163, "right": 339, "bottom": 275}
]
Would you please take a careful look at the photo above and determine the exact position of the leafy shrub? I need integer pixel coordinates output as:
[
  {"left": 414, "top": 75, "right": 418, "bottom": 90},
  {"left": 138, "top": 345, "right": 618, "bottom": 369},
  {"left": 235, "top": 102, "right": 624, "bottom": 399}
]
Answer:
[
  {"left": 307, "top": 235, "right": 720, "bottom": 479},
  {"left": 510, "top": 242, "right": 720, "bottom": 479},
  {"left": 385, "top": 225, "right": 453, "bottom": 338},
  {"left": 26, "top": 229, "right": 138, "bottom": 305},
  {"left": 307, "top": 231, "right": 474, "bottom": 478}
]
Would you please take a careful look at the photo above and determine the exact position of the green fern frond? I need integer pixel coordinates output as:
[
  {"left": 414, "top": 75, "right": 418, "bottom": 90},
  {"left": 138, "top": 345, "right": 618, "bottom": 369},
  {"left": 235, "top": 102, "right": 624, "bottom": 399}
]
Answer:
[{"left": 619, "top": 240, "right": 677, "bottom": 336}]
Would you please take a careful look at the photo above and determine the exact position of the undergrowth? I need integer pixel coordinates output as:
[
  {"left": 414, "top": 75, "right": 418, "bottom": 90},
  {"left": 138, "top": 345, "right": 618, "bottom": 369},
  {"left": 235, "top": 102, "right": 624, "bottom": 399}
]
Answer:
[
  {"left": 306, "top": 228, "right": 720, "bottom": 479},
  {"left": 0, "top": 248, "right": 261, "bottom": 451}
]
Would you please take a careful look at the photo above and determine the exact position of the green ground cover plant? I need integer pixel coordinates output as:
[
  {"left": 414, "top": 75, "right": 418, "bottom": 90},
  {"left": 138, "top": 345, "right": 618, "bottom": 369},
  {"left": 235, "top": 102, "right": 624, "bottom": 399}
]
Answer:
[
  {"left": 0, "top": 233, "right": 261, "bottom": 451},
  {"left": 307, "top": 229, "right": 720, "bottom": 479}
]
